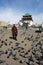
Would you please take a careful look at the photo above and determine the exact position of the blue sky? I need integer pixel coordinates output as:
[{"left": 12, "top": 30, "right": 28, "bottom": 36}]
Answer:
[{"left": 0, "top": 0, "right": 43, "bottom": 24}]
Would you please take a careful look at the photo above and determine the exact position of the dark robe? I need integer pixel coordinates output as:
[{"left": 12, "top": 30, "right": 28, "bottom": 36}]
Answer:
[{"left": 11, "top": 25, "right": 18, "bottom": 40}]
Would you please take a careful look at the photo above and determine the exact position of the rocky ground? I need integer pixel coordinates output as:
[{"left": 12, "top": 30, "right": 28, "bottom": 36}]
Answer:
[{"left": 0, "top": 27, "right": 43, "bottom": 65}]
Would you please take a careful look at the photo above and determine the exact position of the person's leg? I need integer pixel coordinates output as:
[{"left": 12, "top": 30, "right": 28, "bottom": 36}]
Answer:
[
  {"left": 12, "top": 34, "right": 14, "bottom": 39},
  {"left": 14, "top": 34, "right": 17, "bottom": 40}
]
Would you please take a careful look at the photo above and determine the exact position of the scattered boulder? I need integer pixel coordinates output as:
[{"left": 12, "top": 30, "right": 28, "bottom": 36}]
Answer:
[
  {"left": 0, "top": 60, "right": 5, "bottom": 64},
  {"left": 0, "top": 51, "right": 4, "bottom": 56},
  {"left": 19, "top": 59, "right": 25, "bottom": 64}
]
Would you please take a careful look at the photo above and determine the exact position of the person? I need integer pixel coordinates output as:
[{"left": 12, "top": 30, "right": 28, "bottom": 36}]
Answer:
[
  {"left": 25, "top": 23, "right": 28, "bottom": 29},
  {"left": 11, "top": 24, "right": 18, "bottom": 40}
]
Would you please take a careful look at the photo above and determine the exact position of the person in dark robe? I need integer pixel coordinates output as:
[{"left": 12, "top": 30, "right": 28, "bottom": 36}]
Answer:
[
  {"left": 25, "top": 23, "right": 28, "bottom": 29},
  {"left": 11, "top": 24, "right": 18, "bottom": 40}
]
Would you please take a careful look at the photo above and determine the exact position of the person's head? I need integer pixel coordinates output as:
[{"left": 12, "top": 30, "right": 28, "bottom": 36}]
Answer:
[{"left": 13, "top": 24, "right": 15, "bottom": 26}]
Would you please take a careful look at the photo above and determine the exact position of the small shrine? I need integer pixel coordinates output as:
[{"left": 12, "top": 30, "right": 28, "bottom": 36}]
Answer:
[{"left": 19, "top": 13, "right": 33, "bottom": 27}]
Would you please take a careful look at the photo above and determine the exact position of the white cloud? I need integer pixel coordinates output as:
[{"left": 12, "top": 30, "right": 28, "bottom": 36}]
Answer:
[
  {"left": 0, "top": 7, "right": 23, "bottom": 24},
  {"left": 0, "top": 7, "right": 43, "bottom": 25},
  {"left": 32, "top": 13, "right": 43, "bottom": 24}
]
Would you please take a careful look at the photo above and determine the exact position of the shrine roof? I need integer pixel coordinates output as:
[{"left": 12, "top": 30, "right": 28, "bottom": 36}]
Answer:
[{"left": 23, "top": 13, "right": 31, "bottom": 16}]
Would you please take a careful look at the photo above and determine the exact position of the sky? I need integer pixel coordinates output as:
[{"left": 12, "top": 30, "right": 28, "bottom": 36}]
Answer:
[{"left": 0, "top": 0, "right": 43, "bottom": 24}]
